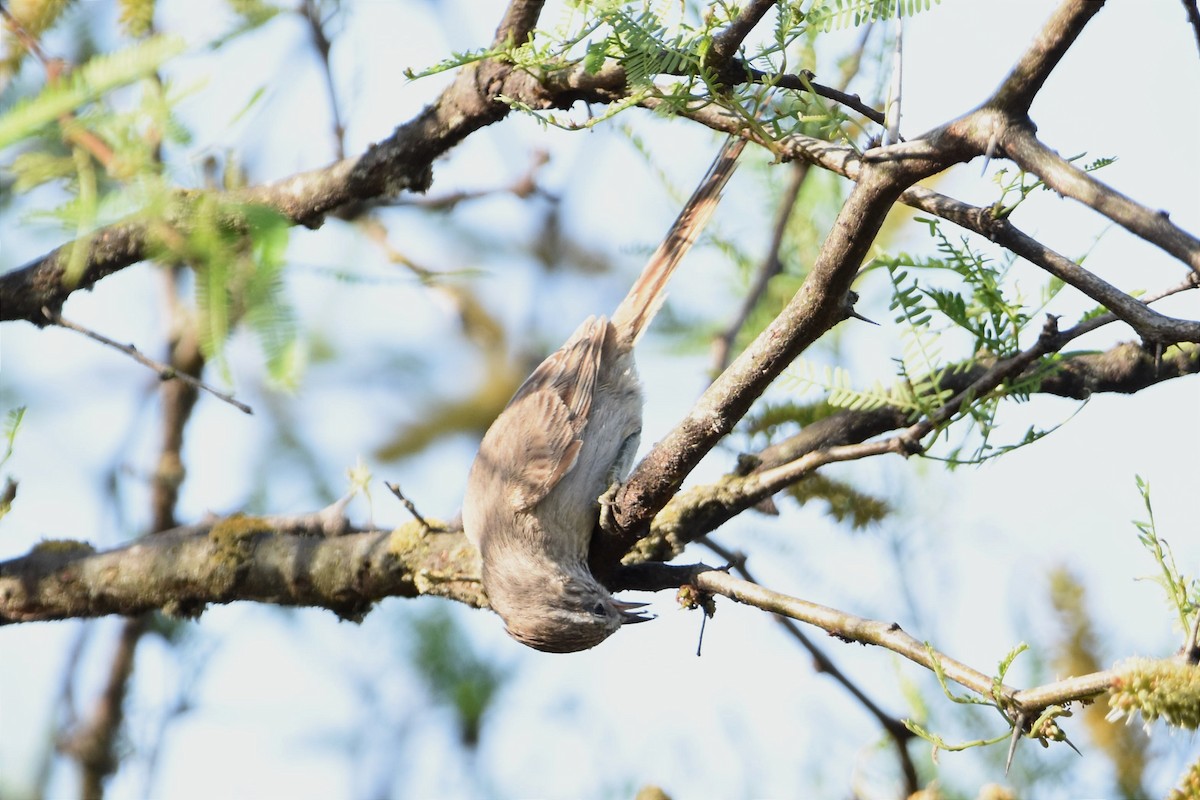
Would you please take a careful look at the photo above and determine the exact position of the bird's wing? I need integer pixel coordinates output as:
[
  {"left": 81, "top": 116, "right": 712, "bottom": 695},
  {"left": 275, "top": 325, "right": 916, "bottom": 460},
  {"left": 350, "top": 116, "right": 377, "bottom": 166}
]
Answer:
[{"left": 501, "top": 316, "right": 609, "bottom": 510}]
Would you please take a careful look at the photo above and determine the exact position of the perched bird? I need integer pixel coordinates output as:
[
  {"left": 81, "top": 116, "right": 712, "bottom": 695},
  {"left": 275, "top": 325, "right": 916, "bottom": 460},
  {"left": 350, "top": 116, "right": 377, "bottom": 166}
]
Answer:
[{"left": 462, "top": 138, "right": 746, "bottom": 652}]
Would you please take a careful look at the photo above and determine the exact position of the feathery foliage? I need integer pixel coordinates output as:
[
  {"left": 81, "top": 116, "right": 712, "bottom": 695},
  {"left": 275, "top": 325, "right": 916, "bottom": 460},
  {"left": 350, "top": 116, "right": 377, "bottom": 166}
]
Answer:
[
  {"left": 783, "top": 216, "right": 1074, "bottom": 464},
  {"left": 807, "top": 0, "right": 942, "bottom": 32},
  {"left": 147, "top": 197, "right": 300, "bottom": 388},
  {"left": 1132, "top": 476, "right": 1197, "bottom": 635},
  {"left": 0, "top": 34, "right": 184, "bottom": 150}
]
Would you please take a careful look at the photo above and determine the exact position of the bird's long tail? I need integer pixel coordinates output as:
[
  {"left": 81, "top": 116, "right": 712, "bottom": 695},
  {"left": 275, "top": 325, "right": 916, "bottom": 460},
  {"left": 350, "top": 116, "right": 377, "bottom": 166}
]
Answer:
[{"left": 610, "top": 136, "right": 746, "bottom": 345}]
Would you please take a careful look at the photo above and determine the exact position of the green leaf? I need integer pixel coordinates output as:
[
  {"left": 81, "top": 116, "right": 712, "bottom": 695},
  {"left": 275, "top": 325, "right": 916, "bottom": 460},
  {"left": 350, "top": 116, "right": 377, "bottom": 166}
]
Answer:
[
  {"left": 0, "top": 35, "right": 186, "bottom": 150},
  {"left": 0, "top": 407, "right": 25, "bottom": 470}
]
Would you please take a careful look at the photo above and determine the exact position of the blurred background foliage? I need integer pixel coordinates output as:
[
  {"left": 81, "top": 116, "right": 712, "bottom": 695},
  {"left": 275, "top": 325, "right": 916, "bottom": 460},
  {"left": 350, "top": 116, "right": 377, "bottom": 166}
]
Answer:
[{"left": 1, "top": 1, "right": 1197, "bottom": 798}]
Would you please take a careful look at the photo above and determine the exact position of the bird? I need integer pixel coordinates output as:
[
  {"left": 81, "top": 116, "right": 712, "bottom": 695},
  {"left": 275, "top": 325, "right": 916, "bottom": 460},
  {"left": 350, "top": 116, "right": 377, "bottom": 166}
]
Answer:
[{"left": 462, "top": 137, "right": 746, "bottom": 652}]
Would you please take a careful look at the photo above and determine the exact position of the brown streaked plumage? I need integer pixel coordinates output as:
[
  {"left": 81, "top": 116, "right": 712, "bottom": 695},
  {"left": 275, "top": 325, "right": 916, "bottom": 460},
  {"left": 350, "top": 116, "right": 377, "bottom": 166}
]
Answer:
[{"left": 462, "top": 138, "right": 746, "bottom": 652}]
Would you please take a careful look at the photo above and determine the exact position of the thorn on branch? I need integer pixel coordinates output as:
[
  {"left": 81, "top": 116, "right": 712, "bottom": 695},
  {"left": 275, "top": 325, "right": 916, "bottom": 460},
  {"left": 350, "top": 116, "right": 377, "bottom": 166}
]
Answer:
[
  {"left": 1005, "top": 711, "right": 1024, "bottom": 774},
  {"left": 841, "top": 290, "right": 878, "bottom": 325}
]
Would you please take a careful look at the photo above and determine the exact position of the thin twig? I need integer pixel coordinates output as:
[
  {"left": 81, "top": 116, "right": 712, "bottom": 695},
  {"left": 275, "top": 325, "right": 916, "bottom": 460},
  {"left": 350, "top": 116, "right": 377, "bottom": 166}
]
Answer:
[
  {"left": 707, "top": 0, "right": 778, "bottom": 69},
  {"left": 735, "top": 317, "right": 1066, "bottom": 504},
  {"left": 897, "top": 315, "right": 1063, "bottom": 447},
  {"left": 737, "top": 67, "right": 888, "bottom": 126},
  {"left": 0, "top": 5, "right": 51, "bottom": 66},
  {"left": 42, "top": 308, "right": 253, "bottom": 415},
  {"left": 386, "top": 481, "right": 432, "bottom": 532},
  {"left": 701, "top": 536, "right": 919, "bottom": 795},
  {"left": 692, "top": 569, "right": 1115, "bottom": 715},
  {"left": 301, "top": 0, "right": 346, "bottom": 160},
  {"left": 999, "top": 125, "right": 1200, "bottom": 275},
  {"left": 671, "top": 62, "right": 888, "bottom": 126}
]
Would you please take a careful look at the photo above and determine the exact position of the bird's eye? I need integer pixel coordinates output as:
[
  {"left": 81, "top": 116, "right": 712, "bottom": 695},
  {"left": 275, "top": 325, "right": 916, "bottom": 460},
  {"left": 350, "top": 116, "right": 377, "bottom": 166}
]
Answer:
[{"left": 591, "top": 601, "right": 607, "bottom": 617}]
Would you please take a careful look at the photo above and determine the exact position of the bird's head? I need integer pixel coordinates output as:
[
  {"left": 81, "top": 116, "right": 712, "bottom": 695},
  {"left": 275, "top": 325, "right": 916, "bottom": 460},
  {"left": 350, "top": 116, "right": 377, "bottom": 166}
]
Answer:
[{"left": 486, "top": 563, "right": 652, "bottom": 653}]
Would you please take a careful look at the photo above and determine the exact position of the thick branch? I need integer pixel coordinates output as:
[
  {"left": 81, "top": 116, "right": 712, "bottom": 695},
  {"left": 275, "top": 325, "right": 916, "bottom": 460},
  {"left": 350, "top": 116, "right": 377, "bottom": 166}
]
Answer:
[
  {"left": 771, "top": 127, "right": 1200, "bottom": 343},
  {"left": 0, "top": 518, "right": 482, "bottom": 624},
  {"left": 627, "top": 338, "right": 1197, "bottom": 563},
  {"left": 997, "top": 125, "right": 1200, "bottom": 275},
  {"left": 593, "top": 155, "right": 943, "bottom": 577},
  {"left": 0, "top": 56, "right": 623, "bottom": 324},
  {"left": 492, "top": 0, "right": 545, "bottom": 47},
  {"left": 706, "top": 0, "right": 779, "bottom": 71},
  {"left": 986, "top": 0, "right": 1106, "bottom": 115}
]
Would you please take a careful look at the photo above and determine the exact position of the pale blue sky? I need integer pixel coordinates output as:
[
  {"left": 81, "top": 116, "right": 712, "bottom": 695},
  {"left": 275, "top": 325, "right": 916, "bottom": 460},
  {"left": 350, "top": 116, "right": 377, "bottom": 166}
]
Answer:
[{"left": 1, "top": 1, "right": 1198, "bottom": 797}]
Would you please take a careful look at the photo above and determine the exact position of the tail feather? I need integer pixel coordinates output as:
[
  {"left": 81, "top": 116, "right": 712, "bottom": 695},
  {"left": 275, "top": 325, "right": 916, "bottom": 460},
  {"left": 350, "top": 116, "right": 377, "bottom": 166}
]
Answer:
[{"left": 610, "top": 136, "right": 746, "bottom": 344}]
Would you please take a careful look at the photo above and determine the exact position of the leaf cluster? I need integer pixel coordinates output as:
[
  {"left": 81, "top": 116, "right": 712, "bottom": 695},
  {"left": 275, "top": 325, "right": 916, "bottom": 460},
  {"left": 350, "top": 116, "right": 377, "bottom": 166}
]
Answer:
[
  {"left": 1132, "top": 476, "right": 1198, "bottom": 636},
  {"left": 146, "top": 196, "right": 301, "bottom": 389},
  {"left": 782, "top": 217, "right": 1073, "bottom": 466},
  {"left": 0, "top": 34, "right": 184, "bottom": 150},
  {"left": 2, "top": 10, "right": 301, "bottom": 389},
  {"left": 806, "top": 0, "right": 941, "bottom": 32}
]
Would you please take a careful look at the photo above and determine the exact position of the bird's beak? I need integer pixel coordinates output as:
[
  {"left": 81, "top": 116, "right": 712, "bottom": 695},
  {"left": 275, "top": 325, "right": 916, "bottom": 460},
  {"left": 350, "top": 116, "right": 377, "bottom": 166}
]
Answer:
[{"left": 614, "top": 598, "right": 655, "bottom": 624}]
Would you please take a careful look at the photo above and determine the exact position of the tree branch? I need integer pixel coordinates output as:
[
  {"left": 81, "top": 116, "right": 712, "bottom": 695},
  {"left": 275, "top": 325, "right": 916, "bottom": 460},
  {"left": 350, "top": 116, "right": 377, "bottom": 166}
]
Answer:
[
  {"left": 701, "top": 537, "right": 919, "bottom": 795},
  {"left": 0, "top": 517, "right": 481, "bottom": 624},
  {"left": 43, "top": 308, "right": 253, "bottom": 415},
  {"left": 691, "top": 570, "right": 1115, "bottom": 717},
  {"left": 12, "top": 324, "right": 1193, "bottom": 624},
  {"left": 600, "top": 0, "right": 1121, "bottom": 562},
  {"left": 626, "top": 336, "right": 1197, "bottom": 564},
  {"left": 997, "top": 124, "right": 1200, "bottom": 275},
  {"left": 757, "top": 125, "right": 1200, "bottom": 344},
  {"left": 898, "top": 183, "right": 1200, "bottom": 344},
  {"left": 986, "top": 0, "right": 1106, "bottom": 115},
  {"left": 0, "top": 48, "right": 622, "bottom": 324},
  {"left": 1183, "top": 0, "right": 1200, "bottom": 56},
  {"left": 0, "top": 2, "right": 897, "bottom": 327},
  {"left": 592, "top": 141, "right": 950, "bottom": 579}
]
